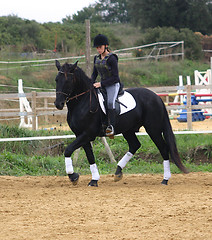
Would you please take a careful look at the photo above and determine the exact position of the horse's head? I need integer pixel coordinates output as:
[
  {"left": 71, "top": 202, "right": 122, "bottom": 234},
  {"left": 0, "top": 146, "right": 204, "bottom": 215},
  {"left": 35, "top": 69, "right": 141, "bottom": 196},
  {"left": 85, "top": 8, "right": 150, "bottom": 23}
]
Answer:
[{"left": 54, "top": 60, "right": 78, "bottom": 110}]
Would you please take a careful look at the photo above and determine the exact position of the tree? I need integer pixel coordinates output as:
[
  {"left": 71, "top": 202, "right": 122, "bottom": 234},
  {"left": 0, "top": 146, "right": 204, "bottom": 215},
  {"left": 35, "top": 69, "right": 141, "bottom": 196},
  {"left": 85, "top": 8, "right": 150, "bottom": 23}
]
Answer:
[
  {"left": 62, "top": 5, "right": 103, "bottom": 24},
  {"left": 95, "top": 0, "right": 130, "bottom": 23},
  {"left": 63, "top": 0, "right": 130, "bottom": 24},
  {"left": 129, "top": 0, "right": 212, "bottom": 34},
  {"left": 0, "top": 15, "right": 42, "bottom": 47}
]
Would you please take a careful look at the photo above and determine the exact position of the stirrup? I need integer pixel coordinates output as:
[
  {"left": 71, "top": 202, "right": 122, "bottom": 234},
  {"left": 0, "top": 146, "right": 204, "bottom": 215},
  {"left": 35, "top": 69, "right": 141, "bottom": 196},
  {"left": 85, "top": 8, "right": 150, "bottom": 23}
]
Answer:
[{"left": 106, "top": 125, "right": 114, "bottom": 137}]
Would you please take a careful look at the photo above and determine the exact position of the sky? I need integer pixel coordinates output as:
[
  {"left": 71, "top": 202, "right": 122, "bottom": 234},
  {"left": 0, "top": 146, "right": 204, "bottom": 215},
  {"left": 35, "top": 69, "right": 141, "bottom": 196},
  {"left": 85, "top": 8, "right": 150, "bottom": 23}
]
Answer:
[{"left": 0, "top": 0, "right": 98, "bottom": 23}]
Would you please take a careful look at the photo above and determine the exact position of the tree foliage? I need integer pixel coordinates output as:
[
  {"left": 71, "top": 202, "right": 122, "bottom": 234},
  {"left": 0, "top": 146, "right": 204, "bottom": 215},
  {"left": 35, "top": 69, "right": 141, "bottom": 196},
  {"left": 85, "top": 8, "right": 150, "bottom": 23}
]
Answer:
[
  {"left": 95, "top": 0, "right": 130, "bottom": 23},
  {"left": 0, "top": 15, "right": 41, "bottom": 47},
  {"left": 62, "top": 0, "right": 130, "bottom": 24},
  {"left": 136, "top": 27, "right": 203, "bottom": 60},
  {"left": 0, "top": 0, "right": 210, "bottom": 58},
  {"left": 62, "top": 5, "right": 103, "bottom": 24},
  {"left": 0, "top": 15, "right": 122, "bottom": 55},
  {"left": 62, "top": 0, "right": 212, "bottom": 34},
  {"left": 129, "top": 0, "right": 212, "bottom": 34}
]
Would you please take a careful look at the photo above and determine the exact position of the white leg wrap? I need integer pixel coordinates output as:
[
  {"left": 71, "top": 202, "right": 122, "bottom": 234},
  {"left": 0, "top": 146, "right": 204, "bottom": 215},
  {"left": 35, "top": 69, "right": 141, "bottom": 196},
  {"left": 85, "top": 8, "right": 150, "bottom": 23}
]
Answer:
[
  {"left": 90, "top": 163, "right": 100, "bottom": 180},
  {"left": 65, "top": 157, "right": 74, "bottom": 174},
  {"left": 163, "top": 160, "right": 171, "bottom": 180},
  {"left": 118, "top": 152, "right": 133, "bottom": 169}
]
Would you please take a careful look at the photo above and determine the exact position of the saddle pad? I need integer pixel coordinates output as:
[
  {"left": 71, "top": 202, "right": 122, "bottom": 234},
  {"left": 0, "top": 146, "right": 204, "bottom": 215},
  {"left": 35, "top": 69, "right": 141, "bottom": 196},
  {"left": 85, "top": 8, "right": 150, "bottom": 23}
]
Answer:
[{"left": 98, "top": 90, "right": 136, "bottom": 115}]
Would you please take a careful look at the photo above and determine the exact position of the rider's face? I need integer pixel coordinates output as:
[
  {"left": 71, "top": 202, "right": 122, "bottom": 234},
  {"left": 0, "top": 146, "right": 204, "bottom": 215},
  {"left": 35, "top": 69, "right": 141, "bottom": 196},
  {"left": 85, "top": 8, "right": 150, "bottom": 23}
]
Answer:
[{"left": 96, "top": 45, "right": 107, "bottom": 55}]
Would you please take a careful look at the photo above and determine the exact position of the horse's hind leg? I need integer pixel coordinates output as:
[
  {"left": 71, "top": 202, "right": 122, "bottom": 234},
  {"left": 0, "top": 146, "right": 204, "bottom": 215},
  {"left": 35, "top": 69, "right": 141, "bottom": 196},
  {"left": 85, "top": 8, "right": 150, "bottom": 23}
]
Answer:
[
  {"left": 145, "top": 128, "right": 171, "bottom": 185},
  {"left": 114, "top": 131, "right": 141, "bottom": 182},
  {"left": 82, "top": 142, "right": 100, "bottom": 187}
]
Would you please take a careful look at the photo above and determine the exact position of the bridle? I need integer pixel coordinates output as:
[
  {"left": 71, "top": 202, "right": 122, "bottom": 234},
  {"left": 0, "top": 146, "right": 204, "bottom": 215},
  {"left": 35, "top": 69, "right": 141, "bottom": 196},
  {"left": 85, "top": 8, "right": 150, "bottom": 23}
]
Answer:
[
  {"left": 56, "top": 70, "right": 99, "bottom": 113},
  {"left": 58, "top": 70, "right": 74, "bottom": 80}
]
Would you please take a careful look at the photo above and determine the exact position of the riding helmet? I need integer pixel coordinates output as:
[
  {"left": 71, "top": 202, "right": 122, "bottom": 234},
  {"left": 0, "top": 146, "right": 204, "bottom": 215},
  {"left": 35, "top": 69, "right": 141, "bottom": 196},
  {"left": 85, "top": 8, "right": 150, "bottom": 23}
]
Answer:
[{"left": 93, "top": 34, "right": 109, "bottom": 47}]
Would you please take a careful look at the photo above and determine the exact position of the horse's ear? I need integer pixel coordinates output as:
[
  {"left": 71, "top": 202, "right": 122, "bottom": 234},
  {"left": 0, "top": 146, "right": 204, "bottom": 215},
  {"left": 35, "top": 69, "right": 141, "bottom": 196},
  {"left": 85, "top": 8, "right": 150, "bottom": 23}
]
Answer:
[
  {"left": 55, "top": 60, "right": 61, "bottom": 71},
  {"left": 73, "top": 60, "right": 78, "bottom": 70}
]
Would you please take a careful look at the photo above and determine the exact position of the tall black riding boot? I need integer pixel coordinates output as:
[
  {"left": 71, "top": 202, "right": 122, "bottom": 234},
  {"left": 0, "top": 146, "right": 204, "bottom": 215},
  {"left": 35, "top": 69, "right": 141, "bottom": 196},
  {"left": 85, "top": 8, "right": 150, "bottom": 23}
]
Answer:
[{"left": 106, "top": 109, "right": 116, "bottom": 138}]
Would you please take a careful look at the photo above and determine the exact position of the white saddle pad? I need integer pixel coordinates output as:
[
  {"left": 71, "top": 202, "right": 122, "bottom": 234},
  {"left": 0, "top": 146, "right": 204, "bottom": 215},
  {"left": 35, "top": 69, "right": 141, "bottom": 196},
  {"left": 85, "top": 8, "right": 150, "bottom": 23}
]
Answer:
[{"left": 98, "top": 90, "right": 136, "bottom": 115}]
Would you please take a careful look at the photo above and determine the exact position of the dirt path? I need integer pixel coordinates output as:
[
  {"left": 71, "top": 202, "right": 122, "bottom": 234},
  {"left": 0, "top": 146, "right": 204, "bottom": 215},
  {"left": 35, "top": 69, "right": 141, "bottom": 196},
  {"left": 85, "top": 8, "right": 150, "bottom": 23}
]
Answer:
[{"left": 0, "top": 173, "right": 212, "bottom": 240}]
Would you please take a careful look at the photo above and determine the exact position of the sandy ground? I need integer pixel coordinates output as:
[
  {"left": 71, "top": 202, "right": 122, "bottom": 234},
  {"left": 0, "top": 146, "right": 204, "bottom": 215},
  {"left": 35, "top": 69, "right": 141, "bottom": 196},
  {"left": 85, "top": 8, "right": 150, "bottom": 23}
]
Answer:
[
  {"left": 40, "top": 119, "right": 212, "bottom": 132},
  {"left": 139, "top": 119, "right": 212, "bottom": 132},
  {"left": 0, "top": 173, "right": 212, "bottom": 240},
  {"left": 170, "top": 119, "right": 212, "bottom": 131}
]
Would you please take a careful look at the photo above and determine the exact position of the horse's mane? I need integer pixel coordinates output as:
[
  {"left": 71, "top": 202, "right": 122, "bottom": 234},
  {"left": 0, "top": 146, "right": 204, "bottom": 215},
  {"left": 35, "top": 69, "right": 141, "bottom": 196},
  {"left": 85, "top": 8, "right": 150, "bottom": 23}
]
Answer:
[
  {"left": 64, "top": 62, "right": 92, "bottom": 90},
  {"left": 75, "top": 66, "right": 93, "bottom": 90}
]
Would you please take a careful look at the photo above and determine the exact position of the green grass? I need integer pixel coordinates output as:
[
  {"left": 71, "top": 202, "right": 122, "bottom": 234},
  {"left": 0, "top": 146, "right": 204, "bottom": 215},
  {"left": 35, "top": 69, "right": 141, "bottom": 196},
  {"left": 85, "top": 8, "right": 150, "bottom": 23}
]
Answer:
[
  {"left": 0, "top": 151, "right": 65, "bottom": 176},
  {"left": 0, "top": 54, "right": 210, "bottom": 93},
  {"left": 0, "top": 125, "right": 211, "bottom": 176},
  {"left": 119, "top": 60, "right": 210, "bottom": 87},
  {"left": 0, "top": 150, "right": 211, "bottom": 177}
]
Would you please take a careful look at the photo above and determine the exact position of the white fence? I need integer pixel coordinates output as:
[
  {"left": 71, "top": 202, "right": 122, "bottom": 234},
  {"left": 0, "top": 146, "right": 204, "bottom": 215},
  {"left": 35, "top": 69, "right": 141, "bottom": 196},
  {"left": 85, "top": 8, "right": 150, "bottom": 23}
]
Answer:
[
  {"left": 0, "top": 85, "right": 211, "bottom": 131},
  {"left": 0, "top": 41, "right": 184, "bottom": 71}
]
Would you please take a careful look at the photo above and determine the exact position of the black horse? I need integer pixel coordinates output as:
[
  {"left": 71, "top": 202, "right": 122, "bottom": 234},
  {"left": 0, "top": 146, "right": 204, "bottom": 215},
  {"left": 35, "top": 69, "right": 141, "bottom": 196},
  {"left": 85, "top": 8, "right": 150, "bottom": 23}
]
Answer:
[{"left": 54, "top": 60, "right": 188, "bottom": 186}]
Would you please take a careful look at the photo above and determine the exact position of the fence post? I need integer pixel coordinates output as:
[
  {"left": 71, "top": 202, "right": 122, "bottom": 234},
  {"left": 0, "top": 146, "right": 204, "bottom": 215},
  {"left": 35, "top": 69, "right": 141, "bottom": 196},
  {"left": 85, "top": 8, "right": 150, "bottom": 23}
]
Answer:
[
  {"left": 210, "top": 57, "right": 212, "bottom": 92},
  {"left": 44, "top": 98, "right": 48, "bottom": 123},
  {"left": 85, "top": 19, "right": 91, "bottom": 77},
  {"left": 31, "top": 91, "right": 37, "bottom": 130},
  {"left": 186, "top": 85, "right": 192, "bottom": 130},
  {"left": 182, "top": 41, "right": 184, "bottom": 60}
]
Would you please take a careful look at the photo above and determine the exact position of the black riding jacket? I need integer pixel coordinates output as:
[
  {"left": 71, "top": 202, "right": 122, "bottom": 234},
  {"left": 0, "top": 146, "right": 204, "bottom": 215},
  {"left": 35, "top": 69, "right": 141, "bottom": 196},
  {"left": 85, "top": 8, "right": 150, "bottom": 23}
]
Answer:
[{"left": 91, "top": 53, "right": 120, "bottom": 88}]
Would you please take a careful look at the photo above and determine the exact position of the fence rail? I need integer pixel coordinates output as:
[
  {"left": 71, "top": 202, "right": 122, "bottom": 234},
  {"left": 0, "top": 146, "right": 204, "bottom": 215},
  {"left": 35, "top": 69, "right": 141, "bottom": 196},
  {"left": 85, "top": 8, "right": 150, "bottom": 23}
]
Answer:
[{"left": 0, "top": 85, "right": 211, "bottom": 131}]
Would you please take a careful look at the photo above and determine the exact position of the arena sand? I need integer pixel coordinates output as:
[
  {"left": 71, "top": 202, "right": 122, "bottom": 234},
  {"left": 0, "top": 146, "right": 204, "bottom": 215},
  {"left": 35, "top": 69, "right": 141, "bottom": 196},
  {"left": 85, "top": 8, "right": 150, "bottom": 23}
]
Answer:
[{"left": 0, "top": 173, "right": 212, "bottom": 240}]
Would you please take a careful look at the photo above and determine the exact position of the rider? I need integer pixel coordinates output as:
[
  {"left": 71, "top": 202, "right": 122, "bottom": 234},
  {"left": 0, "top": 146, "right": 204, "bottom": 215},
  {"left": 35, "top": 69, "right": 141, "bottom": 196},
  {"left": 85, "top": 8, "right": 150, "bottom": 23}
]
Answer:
[{"left": 92, "top": 34, "right": 121, "bottom": 137}]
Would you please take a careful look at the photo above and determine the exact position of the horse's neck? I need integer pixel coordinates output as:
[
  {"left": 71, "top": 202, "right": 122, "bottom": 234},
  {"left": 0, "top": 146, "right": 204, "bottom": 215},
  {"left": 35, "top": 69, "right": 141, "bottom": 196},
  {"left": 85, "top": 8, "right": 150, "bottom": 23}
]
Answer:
[
  {"left": 67, "top": 87, "right": 98, "bottom": 115},
  {"left": 67, "top": 71, "right": 93, "bottom": 110},
  {"left": 74, "top": 74, "right": 91, "bottom": 94}
]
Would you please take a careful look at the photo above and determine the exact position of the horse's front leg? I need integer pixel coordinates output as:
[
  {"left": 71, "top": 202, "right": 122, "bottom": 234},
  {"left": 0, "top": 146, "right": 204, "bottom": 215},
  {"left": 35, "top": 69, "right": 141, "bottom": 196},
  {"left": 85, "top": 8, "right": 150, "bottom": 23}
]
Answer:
[
  {"left": 64, "top": 133, "right": 89, "bottom": 185},
  {"left": 82, "top": 142, "right": 100, "bottom": 187}
]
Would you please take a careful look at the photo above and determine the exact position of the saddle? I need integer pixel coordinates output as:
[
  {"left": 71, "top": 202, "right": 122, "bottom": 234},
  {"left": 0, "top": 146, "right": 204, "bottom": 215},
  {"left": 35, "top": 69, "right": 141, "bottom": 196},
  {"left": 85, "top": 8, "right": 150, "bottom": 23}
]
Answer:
[{"left": 97, "top": 87, "right": 136, "bottom": 115}]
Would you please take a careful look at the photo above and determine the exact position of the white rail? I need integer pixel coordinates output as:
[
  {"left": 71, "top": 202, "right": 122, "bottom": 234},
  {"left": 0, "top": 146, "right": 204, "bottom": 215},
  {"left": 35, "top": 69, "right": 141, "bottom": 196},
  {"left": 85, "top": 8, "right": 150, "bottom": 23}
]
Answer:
[{"left": 0, "top": 130, "right": 211, "bottom": 142}]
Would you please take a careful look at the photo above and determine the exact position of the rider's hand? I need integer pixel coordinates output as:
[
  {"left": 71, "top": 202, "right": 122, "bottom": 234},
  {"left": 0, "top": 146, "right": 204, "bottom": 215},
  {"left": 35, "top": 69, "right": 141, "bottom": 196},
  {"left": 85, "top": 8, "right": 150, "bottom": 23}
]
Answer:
[{"left": 93, "top": 82, "right": 101, "bottom": 88}]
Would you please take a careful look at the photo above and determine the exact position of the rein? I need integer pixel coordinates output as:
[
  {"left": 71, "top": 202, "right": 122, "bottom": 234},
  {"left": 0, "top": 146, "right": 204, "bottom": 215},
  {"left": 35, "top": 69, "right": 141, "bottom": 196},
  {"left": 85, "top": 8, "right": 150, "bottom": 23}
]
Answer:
[
  {"left": 56, "top": 89, "right": 90, "bottom": 102},
  {"left": 56, "top": 69, "right": 99, "bottom": 113},
  {"left": 68, "top": 89, "right": 90, "bottom": 101},
  {"left": 56, "top": 88, "right": 99, "bottom": 113}
]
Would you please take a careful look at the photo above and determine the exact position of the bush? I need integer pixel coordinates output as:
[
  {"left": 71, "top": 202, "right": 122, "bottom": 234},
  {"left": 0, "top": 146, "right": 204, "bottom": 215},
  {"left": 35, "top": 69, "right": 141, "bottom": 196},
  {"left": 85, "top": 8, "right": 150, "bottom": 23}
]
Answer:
[{"left": 136, "top": 27, "right": 203, "bottom": 60}]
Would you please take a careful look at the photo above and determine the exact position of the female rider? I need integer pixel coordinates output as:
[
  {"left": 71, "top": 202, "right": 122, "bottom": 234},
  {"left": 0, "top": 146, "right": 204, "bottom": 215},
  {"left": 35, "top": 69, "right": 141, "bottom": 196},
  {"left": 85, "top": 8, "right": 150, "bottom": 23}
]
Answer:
[{"left": 91, "top": 34, "right": 121, "bottom": 137}]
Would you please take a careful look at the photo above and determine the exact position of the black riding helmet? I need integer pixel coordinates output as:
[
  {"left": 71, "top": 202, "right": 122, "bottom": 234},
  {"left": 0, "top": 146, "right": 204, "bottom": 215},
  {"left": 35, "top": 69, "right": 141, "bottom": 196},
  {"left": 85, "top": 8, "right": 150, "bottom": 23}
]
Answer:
[{"left": 93, "top": 34, "right": 109, "bottom": 47}]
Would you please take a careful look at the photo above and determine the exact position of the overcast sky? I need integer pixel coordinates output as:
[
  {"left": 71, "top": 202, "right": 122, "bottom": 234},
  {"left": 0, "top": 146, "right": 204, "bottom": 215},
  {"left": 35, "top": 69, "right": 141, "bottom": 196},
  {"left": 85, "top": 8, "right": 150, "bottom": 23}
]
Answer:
[{"left": 0, "top": 0, "right": 98, "bottom": 23}]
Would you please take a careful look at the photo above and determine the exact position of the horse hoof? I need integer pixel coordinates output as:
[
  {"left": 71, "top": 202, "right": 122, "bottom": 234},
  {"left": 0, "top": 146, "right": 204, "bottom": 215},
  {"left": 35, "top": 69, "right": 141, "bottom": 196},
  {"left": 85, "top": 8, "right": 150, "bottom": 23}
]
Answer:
[
  {"left": 161, "top": 179, "right": 168, "bottom": 185},
  {"left": 88, "top": 180, "right": 98, "bottom": 187},
  {"left": 114, "top": 172, "right": 123, "bottom": 182},
  {"left": 68, "top": 173, "right": 79, "bottom": 185}
]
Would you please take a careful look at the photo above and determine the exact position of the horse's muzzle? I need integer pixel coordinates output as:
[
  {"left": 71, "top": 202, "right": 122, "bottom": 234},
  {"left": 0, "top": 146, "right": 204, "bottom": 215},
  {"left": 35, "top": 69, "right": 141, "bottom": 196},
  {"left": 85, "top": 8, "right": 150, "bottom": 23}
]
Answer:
[{"left": 54, "top": 100, "right": 64, "bottom": 110}]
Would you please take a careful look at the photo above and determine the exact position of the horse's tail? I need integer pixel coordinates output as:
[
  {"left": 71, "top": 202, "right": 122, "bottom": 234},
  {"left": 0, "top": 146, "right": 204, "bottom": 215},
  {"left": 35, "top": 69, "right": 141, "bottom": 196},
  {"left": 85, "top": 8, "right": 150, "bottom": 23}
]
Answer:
[{"left": 162, "top": 104, "right": 189, "bottom": 174}]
